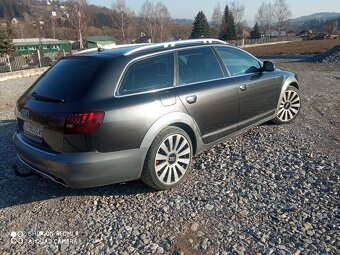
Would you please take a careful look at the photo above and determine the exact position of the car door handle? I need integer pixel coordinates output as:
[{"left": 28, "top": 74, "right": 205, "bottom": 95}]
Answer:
[
  {"left": 186, "top": 95, "right": 197, "bottom": 104},
  {"left": 239, "top": 84, "right": 247, "bottom": 91}
]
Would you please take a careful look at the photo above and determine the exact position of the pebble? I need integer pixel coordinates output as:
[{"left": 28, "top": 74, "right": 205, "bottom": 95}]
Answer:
[
  {"left": 205, "top": 204, "right": 214, "bottom": 210},
  {"left": 240, "top": 209, "right": 249, "bottom": 217},
  {"left": 156, "top": 247, "right": 164, "bottom": 253},
  {"left": 0, "top": 69, "right": 339, "bottom": 255},
  {"left": 190, "top": 222, "right": 199, "bottom": 232}
]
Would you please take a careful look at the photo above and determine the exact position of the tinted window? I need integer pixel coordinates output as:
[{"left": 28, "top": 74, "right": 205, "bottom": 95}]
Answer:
[
  {"left": 31, "top": 58, "right": 103, "bottom": 102},
  {"left": 119, "top": 54, "right": 173, "bottom": 95},
  {"left": 178, "top": 47, "right": 223, "bottom": 85},
  {"left": 215, "top": 47, "right": 261, "bottom": 76}
]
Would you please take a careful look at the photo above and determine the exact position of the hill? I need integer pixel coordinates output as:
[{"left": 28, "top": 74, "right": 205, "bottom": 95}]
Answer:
[
  {"left": 289, "top": 12, "right": 340, "bottom": 25},
  {"left": 0, "top": 0, "right": 32, "bottom": 19}
]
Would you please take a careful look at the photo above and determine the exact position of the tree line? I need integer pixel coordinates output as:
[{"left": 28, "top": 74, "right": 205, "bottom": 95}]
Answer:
[
  {"left": 59, "top": 0, "right": 175, "bottom": 47},
  {"left": 191, "top": 0, "right": 292, "bottom": 40},
  {"left": 0, "top": 0, "right": 294, "bottom": 43},
  {"left": 5, "top": 0, "right": 336, "bottom": 55}
]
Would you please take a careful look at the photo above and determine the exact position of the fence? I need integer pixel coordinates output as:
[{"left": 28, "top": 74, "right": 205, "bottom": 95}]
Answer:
[
  {"left": 0, "top": 50, "right": 65, "bottom": 74},
  {"left": 0, "top": 37, "right": 303, "bottom": 74},
  {"left": 231, "top": 36, "right": 302, "bottom": 47}
]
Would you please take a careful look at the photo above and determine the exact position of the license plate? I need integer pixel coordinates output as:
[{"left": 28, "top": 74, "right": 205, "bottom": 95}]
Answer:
[{"left": 23, "top": 121, "right": 43, "bottom": 138}]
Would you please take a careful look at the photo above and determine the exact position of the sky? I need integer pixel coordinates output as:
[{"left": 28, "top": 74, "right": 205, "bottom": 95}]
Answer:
[{"left": 88, "top": 0, "right": 340, "bottom": 24}]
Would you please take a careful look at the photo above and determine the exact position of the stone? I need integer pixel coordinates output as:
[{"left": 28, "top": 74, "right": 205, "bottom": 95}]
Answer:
[
  {"left": 205, "top": 204, "right": 214, "bottom": 210},
  {"left": 156, "top": 247, "right": 165, "bottom": 253},
  {"left": 240, "top": 209, "right": 249, "bottom": 217},
  {"left": 303, "top": 223, "right": 313, "bottom": 231},
  {"left": 190, "top": 222, "right": 199, "bottom": 232}
]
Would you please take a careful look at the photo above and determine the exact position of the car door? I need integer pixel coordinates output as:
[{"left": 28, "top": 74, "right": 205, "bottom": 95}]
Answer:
[
  {"left": 99, "top": 52, "right": 189, "bottom": 152},
  {"left": 175, "top": 47, "right": 239, "bottom": 144},
  {"left": 214, "top": 46, "right": 282, "bottom": 130}
]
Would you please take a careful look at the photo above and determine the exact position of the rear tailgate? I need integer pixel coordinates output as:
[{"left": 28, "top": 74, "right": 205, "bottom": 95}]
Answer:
[{"left": 16, "top": 57, "right": 105, "bottom": 153}]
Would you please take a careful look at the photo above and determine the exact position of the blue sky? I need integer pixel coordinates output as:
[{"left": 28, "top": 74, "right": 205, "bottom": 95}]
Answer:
[{"left": 88, "top": 0, "right": 340, "bottom": 23}]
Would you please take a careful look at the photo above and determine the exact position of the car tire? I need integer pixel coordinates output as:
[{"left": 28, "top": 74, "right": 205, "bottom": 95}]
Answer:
[
  {"left": 141, "top": 126, "right": 193, "bottom": 190},
  {"left": 272, "top": 85, "right": 301, "bottom": 124}
]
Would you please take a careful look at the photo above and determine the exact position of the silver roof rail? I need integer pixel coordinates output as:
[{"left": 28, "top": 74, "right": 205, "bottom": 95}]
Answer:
[
  {"left": 124, "top": 39, "right": 227, "bottom": 56},
  {"left": 73, "top": 43, "right": 150, "bottom": 55}
]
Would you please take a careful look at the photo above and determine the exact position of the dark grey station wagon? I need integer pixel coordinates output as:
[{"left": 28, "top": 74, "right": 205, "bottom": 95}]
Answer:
[{"left": 13, "top": 39, "right": 301, "bottom": 190}]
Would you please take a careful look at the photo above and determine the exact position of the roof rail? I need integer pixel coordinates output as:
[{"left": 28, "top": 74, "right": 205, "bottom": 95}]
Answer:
[
  {"left": 124, "top": 39, "right": 227, "bottom": 56},
  {"left": 73, "top": 43, "right": 150, "bottom": 55}
]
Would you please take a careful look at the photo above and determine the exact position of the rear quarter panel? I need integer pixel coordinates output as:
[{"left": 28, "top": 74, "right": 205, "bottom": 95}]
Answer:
[{"left": 92, "top": 89, "right": 190, "bottom": 152}]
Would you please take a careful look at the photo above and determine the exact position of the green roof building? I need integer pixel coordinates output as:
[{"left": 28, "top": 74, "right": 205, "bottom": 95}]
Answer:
[
  {"left": 13, "top": 38, "right": 72, "bottom": 55},
  {"left": 86, "top": 36, "right": 116, "bottom": 49}
]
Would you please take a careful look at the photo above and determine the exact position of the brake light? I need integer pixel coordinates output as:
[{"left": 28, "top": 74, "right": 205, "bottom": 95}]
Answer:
[{"left": 64, "top": 112, "right": 105, "bottom": 134}]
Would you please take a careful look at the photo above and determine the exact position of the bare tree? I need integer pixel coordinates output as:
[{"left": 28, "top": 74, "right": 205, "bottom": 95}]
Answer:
[
  {"left": 255, "top": 1, "right": 275, "bottom": 36},
  {"left": 325, "top": 19, "right": 338, "bottom": 35},
  {"left": 50, "top": 16, "right": 57, "bottom": 39},
  {"left": 229, "top": 0, "right": 245, "bottom": 35},
  {"left": 67, "top": 0, "right": 88, "bottom": 48},
  {"left": 171, "top": 23, "right": 192, "bottom": 40},
  {"left": 140, "top": 0, "right": 157, "bottom": 42},
  {"left": 274, "top": 0, "right": 292, "bottom": 36},
  {"left": 155, "top": 2, "right": 171, "bottom": 42},
  {"left": 112, "top": 0, "right": 133, "bottom": 43},
  {"left": 211, "top": 3, "right": 223, "bottom": 38}
]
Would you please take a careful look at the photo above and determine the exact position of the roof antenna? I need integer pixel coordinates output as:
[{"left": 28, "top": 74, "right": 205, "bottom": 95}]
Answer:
[{"left": 97, "top": 47, "right": 104, "bottom": 53}]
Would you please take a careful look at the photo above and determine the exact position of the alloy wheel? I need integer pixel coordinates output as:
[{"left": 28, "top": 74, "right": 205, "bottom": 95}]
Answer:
[
  {"left": 154, "top": 134, "right": 191, "bottom": 185},
  {"left": 277, "top": 89, "right": 301, "bottom": 122}
]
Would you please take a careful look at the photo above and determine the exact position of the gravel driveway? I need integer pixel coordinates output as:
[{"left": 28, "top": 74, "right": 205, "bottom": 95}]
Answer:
[{"left": 0, "top": 63, "right": 339, "bottom": 255}]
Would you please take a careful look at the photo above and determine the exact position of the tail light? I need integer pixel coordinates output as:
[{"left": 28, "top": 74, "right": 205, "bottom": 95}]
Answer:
[{"left": 64, "top": 112, "right": 105, "bottom": 134}]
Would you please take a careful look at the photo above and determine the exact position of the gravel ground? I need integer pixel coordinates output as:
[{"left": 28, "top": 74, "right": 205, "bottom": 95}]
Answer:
[{"left": 0, "top": 63, "right": 339, "bottom": 255}]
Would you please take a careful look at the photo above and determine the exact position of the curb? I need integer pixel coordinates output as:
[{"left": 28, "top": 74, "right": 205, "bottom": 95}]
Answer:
[{"left": 0, "top": 67, "right": 49, "bottom": 82}]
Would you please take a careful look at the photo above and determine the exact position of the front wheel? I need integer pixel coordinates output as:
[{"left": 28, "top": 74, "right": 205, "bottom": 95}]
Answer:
[
  {"left": 272, "top": 85, "right": 301, "bottom": 124},
  {"left": 141, "top": 126, "right": 193, "bottom": 190}
]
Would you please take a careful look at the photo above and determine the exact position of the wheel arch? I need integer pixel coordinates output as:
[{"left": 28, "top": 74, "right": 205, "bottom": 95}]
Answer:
[
  {"left": 140, "top": 112, "right": 201, "bottom": 155},
  {"left": 276, "top": 75, "right": 300, "bottom": 111},
  {"left": 289, "top": 81, "right": 299, "bottom": 90},
  {"left": 171, "top": 122, "right": 197, "bottom": 154}
]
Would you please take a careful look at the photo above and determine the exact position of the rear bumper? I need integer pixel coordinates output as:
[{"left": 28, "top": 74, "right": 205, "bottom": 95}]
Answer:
[{"left": 13, "top": 132, "right": 147, "bottom": 188}]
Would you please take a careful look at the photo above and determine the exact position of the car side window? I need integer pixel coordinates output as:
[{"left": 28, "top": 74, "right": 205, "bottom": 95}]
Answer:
[
  {"left": 214, "top": 46, "right": 261, "bottom": 76},
  {"left": 119, "top": 53, "right": 174, "bottom": 95},
  {"left": 177, "top": 47, "right": 224, "bottom": 85}
]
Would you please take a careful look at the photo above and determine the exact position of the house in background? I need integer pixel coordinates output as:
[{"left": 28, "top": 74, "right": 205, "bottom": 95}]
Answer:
[
  {"left": 287, "top": 31, "right": 296, "bottom": 37},
  {"left": 134, "top": 35, "right": 152, "bottom": 44},
  {"left": 264, "top": 29, "right": 287, "bottom": 37},
  {"left": 296, "top": 30, "right": 313, "bottom": 37},
  {"left": 85, "top": 36, "right": 116, "bottom": 49},
  {"left": 13, "top": 38, "right": 72, "bottom": 55}
]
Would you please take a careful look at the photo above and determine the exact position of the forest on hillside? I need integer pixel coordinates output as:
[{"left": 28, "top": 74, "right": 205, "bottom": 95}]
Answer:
[
  {"left": 0, "top": 0, "right": 31, "bottom": 19},
  {"left": 0, "top": 0, "right": 192, "bottom": 43},
  {"left": 0, "top": 0, "right": 338, "bottom": 44}
]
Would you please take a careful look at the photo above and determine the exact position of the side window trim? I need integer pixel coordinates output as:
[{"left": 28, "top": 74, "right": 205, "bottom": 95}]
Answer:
[
  {"left": 211, "top": 46, "right": 231, "bottom": 77},
  {"left": 173, "top": 51, "right": 179, "bottom": 86},
  {"left": 116, "top": 52, "right": 175, "bottom": 97}
]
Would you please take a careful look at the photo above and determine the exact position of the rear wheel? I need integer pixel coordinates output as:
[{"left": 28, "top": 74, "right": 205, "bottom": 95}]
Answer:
[
  {"left": 272, "top": 85, "right": 301, "bottom": 124},
  {"left": 141, "top": 126, "right": 193, "bottom": 190}
]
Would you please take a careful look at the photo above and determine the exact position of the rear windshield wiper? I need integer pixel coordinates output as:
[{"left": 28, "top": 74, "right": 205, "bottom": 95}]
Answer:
[{"left": 31, "top": 92, "right": 65, "bottom": 103}]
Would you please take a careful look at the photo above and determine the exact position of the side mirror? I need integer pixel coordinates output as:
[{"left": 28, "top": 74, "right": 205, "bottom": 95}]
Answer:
[{"left": 262, "top": 61, "right": 275, "bottom": 72}]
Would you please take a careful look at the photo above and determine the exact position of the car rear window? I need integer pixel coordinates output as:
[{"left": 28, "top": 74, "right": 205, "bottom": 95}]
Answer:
[{"left": 30, "top": 57, "right": 104, "bottom": 102}]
